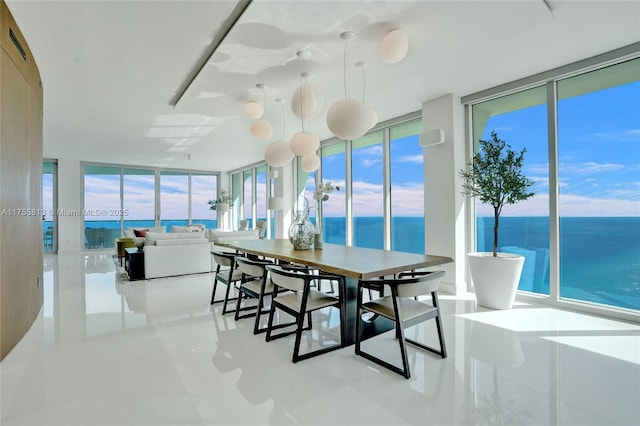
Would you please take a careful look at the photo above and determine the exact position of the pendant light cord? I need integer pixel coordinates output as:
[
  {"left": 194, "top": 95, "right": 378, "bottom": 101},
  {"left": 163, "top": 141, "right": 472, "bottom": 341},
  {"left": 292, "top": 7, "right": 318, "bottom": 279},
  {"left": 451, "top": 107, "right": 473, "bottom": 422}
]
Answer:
[
  {"left": 280, "top": 100, "right": 286, "bottom": 140},
  {"left": 343, "top": 39, "right": 350, "bottom": 99},
  {"left": 262, "top": 86, "right": 267, "bottom": 114},
  {"left": 361, "top": 65, "right": 366, "bottom": 104}
]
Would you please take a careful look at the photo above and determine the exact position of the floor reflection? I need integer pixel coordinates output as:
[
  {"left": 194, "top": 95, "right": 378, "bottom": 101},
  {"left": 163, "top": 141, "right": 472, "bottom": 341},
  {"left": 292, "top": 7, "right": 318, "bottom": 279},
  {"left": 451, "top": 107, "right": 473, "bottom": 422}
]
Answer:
[{"left": 1, "top": 253, "right": 638, "bottom": 426}]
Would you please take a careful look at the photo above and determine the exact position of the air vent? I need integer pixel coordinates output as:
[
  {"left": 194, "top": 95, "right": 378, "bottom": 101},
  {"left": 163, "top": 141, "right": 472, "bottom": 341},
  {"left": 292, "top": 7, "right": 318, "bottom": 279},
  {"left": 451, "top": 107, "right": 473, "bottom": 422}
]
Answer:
[{"left": 9, "top": 28, "right": 27, "bottom": 61}]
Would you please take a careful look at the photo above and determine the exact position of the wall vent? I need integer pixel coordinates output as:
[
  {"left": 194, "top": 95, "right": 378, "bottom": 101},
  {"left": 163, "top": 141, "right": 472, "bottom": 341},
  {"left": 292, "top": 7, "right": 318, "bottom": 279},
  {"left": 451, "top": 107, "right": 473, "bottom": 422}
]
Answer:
[{"left": 9, "top": 28, "right": 27, "bottom": 61}]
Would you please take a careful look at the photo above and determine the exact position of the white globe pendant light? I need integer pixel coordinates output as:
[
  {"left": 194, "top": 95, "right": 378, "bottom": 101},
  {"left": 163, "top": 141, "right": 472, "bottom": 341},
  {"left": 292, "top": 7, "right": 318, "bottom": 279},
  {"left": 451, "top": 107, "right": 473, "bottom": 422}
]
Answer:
[
  {"left": 291, "top": 81, "right": 323, "bottom": 119},
  {"left": 326, "top": 32, "right": 371, "bottom": 141},
  {"left": 265, "top": 140, "right": 294, "bottom": 167},
  {"left": 249, "top": 83, "right": 272, "bottom": 139},
  {"left": 301, "top": 152, "right": 320, "bottom": 172},
  {"left": 251, "top": 119, "right": 273, "bottom": 140},
  {"left": 380, "top": 29, "right": 409, "bottom": 64},
  {"left": 243, "top": 101, "right": 263, "bottom": 119},
  {"left": 290, "top": 131, "right": 320, "bottom": 156},
  {"left": 326, "top": 99, "right": 370, "bottom": 140},
  {"left": 368, "top": 109, "right": 378, "bottom": 130}
]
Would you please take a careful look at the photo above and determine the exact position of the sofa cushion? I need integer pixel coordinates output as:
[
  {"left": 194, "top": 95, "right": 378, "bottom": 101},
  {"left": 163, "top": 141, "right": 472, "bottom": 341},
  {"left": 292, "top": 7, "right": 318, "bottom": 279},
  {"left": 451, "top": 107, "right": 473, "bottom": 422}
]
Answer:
[
  {"left": 145, "top": 231, "right": 205, "bottom": 245},
  {"left": 171, "top": 224, "right": 205, "bottom": 233},
  {"left": 208, "top": 229, "right": 259, "bottom": 242},
  {"left": 155, "top": 238, "right": 209, "bottom": 246}
]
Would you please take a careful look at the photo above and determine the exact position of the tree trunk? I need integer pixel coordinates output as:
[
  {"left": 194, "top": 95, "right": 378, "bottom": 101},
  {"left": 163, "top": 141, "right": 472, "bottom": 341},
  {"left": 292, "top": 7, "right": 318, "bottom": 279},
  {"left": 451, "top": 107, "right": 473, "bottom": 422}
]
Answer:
[{"left": 493, "top": 208, "right": 499, "bottom": 257}]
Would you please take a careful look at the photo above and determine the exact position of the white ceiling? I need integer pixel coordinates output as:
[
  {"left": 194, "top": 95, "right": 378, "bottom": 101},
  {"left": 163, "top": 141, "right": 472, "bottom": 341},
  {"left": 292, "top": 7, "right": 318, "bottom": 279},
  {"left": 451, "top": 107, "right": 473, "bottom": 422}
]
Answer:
[{"left": 6, "top": 0, "right": 640, "bottom": 172}]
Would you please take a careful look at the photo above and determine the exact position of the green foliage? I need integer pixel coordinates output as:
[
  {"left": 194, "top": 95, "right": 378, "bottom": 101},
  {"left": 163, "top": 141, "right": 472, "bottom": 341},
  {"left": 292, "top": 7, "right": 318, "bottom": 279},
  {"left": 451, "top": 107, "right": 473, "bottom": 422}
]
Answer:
[
  {"left": 207, "top": 189, "right": 233, "bottom": 210},
  {"left": 459, "top": 131, "right": 535, "bottom": 256}
]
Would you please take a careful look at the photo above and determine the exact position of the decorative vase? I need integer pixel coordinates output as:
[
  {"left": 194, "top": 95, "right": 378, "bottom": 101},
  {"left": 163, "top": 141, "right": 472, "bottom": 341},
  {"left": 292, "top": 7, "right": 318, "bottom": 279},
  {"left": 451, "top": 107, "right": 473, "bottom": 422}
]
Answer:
[
  {"left": 288, "top": 206, "right": 314, "bottom": 250},
  {"left": 314, "top": 233, "right": 323, "bottom": 250}
]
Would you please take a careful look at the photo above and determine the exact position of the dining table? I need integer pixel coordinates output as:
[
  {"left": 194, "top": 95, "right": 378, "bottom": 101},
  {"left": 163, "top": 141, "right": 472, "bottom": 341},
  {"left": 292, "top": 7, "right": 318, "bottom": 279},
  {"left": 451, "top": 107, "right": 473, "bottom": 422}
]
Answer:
[{"left": 218, "top": 238, "right": 454, "bottom": 345}]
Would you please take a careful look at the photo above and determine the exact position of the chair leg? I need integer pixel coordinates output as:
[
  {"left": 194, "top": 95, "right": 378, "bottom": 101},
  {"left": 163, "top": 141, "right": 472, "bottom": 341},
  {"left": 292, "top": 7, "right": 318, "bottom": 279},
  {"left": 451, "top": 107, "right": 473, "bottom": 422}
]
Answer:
[
  {"left": 396, "top": 323, "right": 411, "bottom": 379},
  {"left": 265, "top": 303, "right": 277, "bottom": 342},
  {"left": 355, "top": 285, "right": 364, "bottom": 355},
  {"left": 292, "top": 313, "right": 306, "bottom": 363},
  {"left": 253, "top": 292, "right": 269, "bottom": 334},
  {"left": 221, "top": 282, "right": 236, "bottom": 315},
  {"left": 210, "top": 277, "right": 219, "bottom": 305}
]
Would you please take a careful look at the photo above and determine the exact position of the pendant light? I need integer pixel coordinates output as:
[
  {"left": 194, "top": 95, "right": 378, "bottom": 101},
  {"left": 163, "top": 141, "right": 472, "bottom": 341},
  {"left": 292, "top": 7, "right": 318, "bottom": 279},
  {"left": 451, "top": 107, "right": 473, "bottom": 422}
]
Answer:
[
  {"left": 251, "top": 84, "right": 273, "bottom": 140},
  {"left": 380, "top": 29, "right": 409, "bottom": 64},
  {"left": 290, "top": 71, "right": 320, "bottom": 157},
  {"left": 264, "top": 99, "right": 294, "bottom": 167},
  {"left": 326, "top": 31, "right": 370, "bottom": 141},
  {"left": 243, "top": 101, "right": 263, "bottom": 119},
  {"left": 291, "top": 52, "right": 323, "bottom": 119}
]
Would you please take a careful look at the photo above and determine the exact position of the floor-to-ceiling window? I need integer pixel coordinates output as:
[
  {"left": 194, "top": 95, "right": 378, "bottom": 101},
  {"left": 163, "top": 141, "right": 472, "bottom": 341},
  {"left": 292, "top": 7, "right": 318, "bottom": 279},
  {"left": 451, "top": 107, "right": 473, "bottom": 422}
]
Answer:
[
  {"left": 83, "top": 165, "right": 217, "bottom": 249},
  {"left": 160, "top": 171, "right": 189, "bottom": 228},
  {"left": 191, "top": 173, "right": 217, "bottom": 229},
  {"left": 295, "top": 118, "right": 423, "bottom": 250},
  {"left": 230, "top": 165, "right": 271, "bottom": 232},
  {"left": 556, "top": 58, "right": 640, "bottom": 311},
  {"left": 390, "top": 121, "right": 424, "bottom": 254},
  {"left": 243, "top": 169, "right": 254, "bottom": 228},
  {"left": 320, "top": 142, "right": 347, "bottom": 245},
  {"left": 256, "top": 165, "right": 267, "bottom": 227},
  {"left": 123, "top": 168, "right": 155, "bottom": 231},
  {"left": 42, "top": 161, "right": 57, "bottom": 253},
  {"left": 471, "top": 86, "right": 550, "bottom": 295},
  {"left": 83, "top": 165, "right": 122, "bottom": 249},
  {"left": 352, "top": 131, "right": 385, "bottom": 249},
  {"left": 466, "top": 52, "right": 639, "bottom": 315}
]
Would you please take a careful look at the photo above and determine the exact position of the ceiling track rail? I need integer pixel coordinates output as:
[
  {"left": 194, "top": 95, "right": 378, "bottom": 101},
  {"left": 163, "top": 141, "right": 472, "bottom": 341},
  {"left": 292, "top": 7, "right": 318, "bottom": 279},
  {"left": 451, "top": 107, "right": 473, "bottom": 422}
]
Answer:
[{"left": 170, "top": 0, "right": 253, "bottom": 108}]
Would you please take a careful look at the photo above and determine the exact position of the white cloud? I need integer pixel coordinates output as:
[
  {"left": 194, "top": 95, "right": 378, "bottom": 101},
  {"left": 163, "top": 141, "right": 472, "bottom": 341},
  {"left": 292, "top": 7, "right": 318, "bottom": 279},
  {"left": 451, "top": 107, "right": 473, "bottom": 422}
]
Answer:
[{"left": 398, "top": 154, "right": 423, "bottom": 163}]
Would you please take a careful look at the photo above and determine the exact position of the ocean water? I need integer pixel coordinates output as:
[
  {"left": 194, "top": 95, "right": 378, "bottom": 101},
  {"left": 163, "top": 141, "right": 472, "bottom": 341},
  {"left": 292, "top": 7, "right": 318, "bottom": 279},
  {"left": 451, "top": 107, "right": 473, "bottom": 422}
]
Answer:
[{"left": 47, "top": 216, "right": 639, "bottom": 311}]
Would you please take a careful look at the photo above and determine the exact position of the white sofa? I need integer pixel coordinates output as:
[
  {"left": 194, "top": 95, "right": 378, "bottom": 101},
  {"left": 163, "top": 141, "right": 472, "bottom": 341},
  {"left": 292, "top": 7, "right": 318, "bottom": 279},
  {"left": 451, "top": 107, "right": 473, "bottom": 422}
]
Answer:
[{"left": 143, "top": 231, "right": 212, "bottom": 279}]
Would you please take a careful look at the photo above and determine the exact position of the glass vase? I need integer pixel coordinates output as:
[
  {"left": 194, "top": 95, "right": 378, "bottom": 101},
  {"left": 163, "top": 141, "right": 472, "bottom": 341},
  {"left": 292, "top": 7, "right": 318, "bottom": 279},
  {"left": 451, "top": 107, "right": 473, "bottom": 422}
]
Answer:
[{"left": 288, "top": 206, "right": 314, "bottom": 251}]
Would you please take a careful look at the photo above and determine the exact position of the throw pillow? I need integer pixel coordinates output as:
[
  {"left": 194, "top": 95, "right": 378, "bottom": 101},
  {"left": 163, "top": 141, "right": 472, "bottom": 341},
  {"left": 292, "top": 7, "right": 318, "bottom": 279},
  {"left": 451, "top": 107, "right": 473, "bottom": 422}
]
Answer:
[{"left": 134, "top": 228, "right": 149, "bottom": 237}]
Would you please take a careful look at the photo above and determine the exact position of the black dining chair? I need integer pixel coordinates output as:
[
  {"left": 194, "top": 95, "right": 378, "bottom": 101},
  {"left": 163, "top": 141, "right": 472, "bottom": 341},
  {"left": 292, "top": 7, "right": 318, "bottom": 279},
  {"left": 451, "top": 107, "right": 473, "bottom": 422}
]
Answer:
[
  {"left": 211, "top": 251, "right": 244, "bottom": 314},
  {"left": 234, "top": 256, "right": 278, "bottom": 334},
  {"left": 265, "top": 265, "right": 346, "bottom": 363},
  {"left": 355, "top": 270, "right": 447, "bottom": 379}
]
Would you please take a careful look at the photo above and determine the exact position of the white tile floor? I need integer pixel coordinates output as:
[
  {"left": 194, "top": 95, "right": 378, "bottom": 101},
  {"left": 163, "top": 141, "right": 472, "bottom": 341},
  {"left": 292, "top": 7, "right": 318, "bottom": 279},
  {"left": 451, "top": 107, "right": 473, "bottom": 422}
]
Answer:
[{"left": 1, "top": 252, "right": 639, "bottom": 425}]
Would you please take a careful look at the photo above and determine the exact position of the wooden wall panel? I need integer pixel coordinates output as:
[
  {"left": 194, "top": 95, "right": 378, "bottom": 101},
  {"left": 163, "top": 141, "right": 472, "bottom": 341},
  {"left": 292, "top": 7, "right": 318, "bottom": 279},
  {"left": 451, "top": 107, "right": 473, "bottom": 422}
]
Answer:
[{"left": 0, "top": 0, "right": 43, "bottom": 360}]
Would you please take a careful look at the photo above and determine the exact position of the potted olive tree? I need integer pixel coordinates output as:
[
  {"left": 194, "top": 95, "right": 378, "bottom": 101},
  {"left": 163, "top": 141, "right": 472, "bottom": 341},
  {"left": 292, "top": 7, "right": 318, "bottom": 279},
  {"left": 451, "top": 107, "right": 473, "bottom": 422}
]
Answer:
[{"left": 460, "top": 131, "right": 535, "bottom": 309}]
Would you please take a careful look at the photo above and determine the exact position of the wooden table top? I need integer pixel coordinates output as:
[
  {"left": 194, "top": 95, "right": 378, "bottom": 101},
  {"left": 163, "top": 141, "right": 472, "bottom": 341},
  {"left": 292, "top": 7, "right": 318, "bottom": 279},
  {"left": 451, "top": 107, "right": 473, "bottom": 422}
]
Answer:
[{"left": 218, "top": 239, "right": 453, "bottom": 280}]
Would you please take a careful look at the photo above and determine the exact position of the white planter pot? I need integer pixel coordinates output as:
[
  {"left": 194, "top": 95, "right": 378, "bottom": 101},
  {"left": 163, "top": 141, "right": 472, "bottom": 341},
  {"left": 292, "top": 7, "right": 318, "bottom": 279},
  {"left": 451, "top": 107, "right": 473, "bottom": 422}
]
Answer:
[
  {"left": 467, "top": 252, "right": 525, "bottom": 310},
  {"left": 216, "top": 203, "right": 229, "bottom": 230}
]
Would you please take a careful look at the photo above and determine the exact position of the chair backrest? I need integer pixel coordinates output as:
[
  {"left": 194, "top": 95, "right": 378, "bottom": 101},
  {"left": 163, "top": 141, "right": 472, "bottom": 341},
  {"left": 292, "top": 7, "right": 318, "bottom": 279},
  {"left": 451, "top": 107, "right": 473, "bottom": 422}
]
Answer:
[
  {"left": 236, "top": 256, "right": 270, "bottom": 277},
  {"left": 266, "top": 265, "right": 307, "bottom": 292},
  {"left": 212, "top": 251, "right": 234, "bottom": 267},
  {"left": 390, "top": 270, "right": 445, "bottom": 298}
]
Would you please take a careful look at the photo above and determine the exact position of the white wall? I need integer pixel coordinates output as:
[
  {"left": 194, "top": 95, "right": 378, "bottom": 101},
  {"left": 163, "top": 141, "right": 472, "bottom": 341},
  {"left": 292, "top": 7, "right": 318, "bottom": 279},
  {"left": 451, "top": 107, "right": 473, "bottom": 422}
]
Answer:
[{"left": 422, "top": 94, "right": 468, "bottom": 295}]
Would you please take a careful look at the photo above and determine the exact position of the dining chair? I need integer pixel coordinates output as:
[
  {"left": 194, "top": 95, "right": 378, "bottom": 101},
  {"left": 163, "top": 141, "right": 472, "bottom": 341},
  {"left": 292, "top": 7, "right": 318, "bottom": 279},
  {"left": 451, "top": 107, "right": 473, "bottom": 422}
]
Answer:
[
  {"left": 355, "top": 270, "right": 447, "bottom": 379},
  {"left": 211, "top": 251, "right": 244, "bottom": 314},
  {"left": 234, "top": 256, "right": 278, "bottom": 334},
  {"left": 265, "top": 265, "right": 346, "bottom": 363}
]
